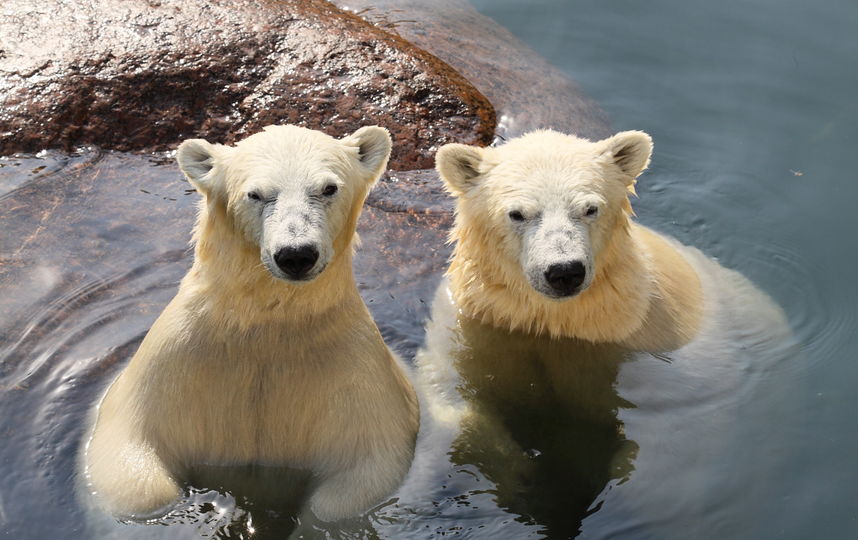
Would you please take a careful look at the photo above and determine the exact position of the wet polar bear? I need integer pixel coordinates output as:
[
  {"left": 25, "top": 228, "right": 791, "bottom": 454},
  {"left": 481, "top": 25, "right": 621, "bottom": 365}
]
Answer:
[
  {"left": 410, "top": 130, "right": 794, "bottom": 537},
  {"left": 436, "top": 129, "right": 709, "bottom": 350},
  {"left": 84, "top": 125, "right": 419, "bottom": 522}
]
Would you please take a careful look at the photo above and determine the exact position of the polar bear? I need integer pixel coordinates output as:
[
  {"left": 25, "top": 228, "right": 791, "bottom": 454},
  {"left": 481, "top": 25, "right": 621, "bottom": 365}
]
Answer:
[
  {"left": 436, "top": 129, "right": 708, "bottom": 351},
  {"left": 83, "top": 125, "right": 419, "bottom": 523},
  {"left": 413, "top": 129, "right": 794, "bottom": 537}
]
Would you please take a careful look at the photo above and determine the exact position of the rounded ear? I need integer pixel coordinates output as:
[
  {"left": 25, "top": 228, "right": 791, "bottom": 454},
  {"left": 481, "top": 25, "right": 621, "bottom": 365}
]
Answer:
[
  {"left": 436, "top": 143, "right": 490, "bottom": 197},
  {"left": 176, "top": 139, "right": 232, "bottom": 196},
  {"left": 341, "top": 126, "right": 392, "bottom": 181},
  {"left": 600, "top": 131, "right": 653, "bottom": 183}
]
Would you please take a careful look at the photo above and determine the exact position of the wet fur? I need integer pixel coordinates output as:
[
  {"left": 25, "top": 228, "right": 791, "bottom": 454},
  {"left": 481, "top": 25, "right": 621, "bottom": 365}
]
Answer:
[
  {"left": 84, "top": 126, "right": 419, "bottom": 521},
  {"left": 439, "top": 130, "right": 703, "bottom": 350}
]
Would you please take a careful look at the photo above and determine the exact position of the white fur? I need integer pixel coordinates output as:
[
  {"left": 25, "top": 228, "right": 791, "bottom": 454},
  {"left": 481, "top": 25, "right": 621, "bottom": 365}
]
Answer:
[
  {"left": 437, "top": 130, "right": 649, "bottom": 303},
  {"left": 83, "top": 125, "right": 419, "bottom": 522},
  {"left": 436, "top": 130, "right": 675, "bottom": 343}
]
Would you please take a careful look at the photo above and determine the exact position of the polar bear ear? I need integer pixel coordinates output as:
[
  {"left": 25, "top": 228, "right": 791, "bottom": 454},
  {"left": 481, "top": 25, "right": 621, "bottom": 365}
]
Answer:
[
  {"left": 176, "top": 139, "right": 232, "bottom": 196},
  {"left": 600, "top": 131, "right": 653, "bottom": 184},
  {"left": 341, "top": 126, "right": 392, "bottom": 181},
  {"left": 436, "top": 143, "right": 489, "bottom": 197}
]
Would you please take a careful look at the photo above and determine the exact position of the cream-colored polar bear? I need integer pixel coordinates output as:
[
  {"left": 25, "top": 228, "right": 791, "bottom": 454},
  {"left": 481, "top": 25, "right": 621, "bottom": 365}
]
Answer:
[
  {"left": 83, "top": 125, "right": 419, "bottom": 522},
  {"left": 436, "top": 129, "right": 707, "bottom": 351},
  {"left": 411, "top": 129, "right": 793, "bottom": 536}
]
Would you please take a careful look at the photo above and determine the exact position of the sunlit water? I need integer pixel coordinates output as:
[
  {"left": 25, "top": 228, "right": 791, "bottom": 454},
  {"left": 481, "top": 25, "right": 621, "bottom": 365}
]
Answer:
[{"left": 1, "top": 0, "right": 857, "bottom": 538}]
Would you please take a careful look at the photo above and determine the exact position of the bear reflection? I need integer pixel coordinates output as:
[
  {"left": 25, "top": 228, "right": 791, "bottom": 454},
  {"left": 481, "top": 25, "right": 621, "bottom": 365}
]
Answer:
[
  {"left": 177, "top": 466, "right": 311, "bottom": 538},
  {"left": 417, "top": 288, "right": 638, "bottom": 538}
]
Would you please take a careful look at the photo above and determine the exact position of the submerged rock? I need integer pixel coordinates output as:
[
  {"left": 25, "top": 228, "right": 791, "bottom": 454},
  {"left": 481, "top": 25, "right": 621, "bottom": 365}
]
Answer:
[
  {"left": 0, "top": 0, "right": 495, "bottom": 170},
  {"left": 336, "top": 0, "right": 611, "bottom": 140}
]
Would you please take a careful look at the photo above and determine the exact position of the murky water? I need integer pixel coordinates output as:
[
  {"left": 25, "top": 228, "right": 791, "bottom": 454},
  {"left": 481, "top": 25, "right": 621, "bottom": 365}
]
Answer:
[
  {"left": 467, "top": 0, "right": 858, "bottom": 538},
  {"left": 2, "top": 0, "right": 857, "bottom": 538}
]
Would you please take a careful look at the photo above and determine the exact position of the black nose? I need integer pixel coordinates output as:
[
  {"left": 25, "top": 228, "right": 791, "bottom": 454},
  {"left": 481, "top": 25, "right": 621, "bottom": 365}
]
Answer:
[
  {"left": 274, "top": 245, "right": 319, "bottom": 279},
  {"left": 544, "top": 261, "right": 586, "bottom": 296}
]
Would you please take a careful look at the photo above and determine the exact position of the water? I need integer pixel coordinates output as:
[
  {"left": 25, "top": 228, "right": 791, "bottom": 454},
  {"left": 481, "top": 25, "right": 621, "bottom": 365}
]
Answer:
[
  {"left": 466, "top": 0, "right": 858, "bottom": 537},
  {"left": 1, "top": 0, "right": 857, "bottom": 538}
]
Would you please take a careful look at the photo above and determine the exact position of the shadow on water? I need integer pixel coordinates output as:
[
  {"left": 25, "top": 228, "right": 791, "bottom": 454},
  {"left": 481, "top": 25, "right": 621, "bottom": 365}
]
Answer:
[{"left": 448, "top": 318, "right": 638, "bottom": 538}]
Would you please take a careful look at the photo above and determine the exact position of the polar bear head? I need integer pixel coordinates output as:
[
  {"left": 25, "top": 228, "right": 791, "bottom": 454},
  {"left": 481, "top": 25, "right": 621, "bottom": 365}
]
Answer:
[
  {"left": 437, "top": 130, "right": 652, "bottom": 300},
  {"left": 177, "top": 125, "right": 391, "bottom": 283}
]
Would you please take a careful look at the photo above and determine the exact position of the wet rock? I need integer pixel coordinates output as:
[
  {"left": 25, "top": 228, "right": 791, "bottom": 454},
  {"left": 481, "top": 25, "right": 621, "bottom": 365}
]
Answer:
[
  {"left": 0, "top": 0, "right": 495, "bottom": 170},
  {"left": 367, "top": 169, "right": 453, "bottom": 215},
  {"left": 337, "top": 0, "right": 611, "bottom": 140}
]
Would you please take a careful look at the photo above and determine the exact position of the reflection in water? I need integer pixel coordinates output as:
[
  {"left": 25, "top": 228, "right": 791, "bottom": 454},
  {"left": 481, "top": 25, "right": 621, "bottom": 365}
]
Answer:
[
  {"left": 177, "top": 466, "right": 311, "bottom": 538},
  {"left": 416, "top": 254, "right": 800, "bottom": 539},
  {"left": 448, "top": 317, "right": 638, "bottom": 537},
  {"left": 416, "top": 284, "right": 638, "bottom": 538}
]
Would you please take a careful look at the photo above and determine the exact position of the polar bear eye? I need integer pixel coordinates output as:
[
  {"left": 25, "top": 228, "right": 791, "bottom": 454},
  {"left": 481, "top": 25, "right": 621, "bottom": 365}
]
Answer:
[
  {"left": 585, "top": 206, "right": 599, "bottom": 217},
  {"left": 247, "top": 191, "right": 262, "bottom": 201},
  {"left": 508, "top": 210, "right": 525, "bottom": 222},
  {"left": 322, "top": 184, "right": 338, "bottom": 197}
]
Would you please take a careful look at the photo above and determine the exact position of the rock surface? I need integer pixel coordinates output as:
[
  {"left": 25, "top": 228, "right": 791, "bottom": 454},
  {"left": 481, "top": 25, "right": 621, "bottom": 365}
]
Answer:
[
  {"left": 336, "top": 0, "right": 611, "bottom": 140},
  {"left": 0, "top": 0, "right": 495, "bottom": 169}
]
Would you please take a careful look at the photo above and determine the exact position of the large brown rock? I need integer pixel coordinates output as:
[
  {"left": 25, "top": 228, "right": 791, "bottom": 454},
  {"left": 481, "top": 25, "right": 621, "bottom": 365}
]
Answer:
[
  {"left": 0, "top": 0, "right": 495, "bottom": 169},
  {"left": 336, "top": 0, "right": 611, "bottom": 140}
]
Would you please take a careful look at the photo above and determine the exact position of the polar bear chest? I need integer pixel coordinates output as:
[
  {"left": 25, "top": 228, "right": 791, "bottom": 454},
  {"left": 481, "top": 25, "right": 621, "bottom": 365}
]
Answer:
[{"left": 137, "top": 337, "right": 367, "bottom": 469}]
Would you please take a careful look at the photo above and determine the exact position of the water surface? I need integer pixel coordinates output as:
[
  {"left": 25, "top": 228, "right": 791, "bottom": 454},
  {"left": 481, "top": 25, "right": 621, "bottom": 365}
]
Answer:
[
  {"left": 469, "top": 0, "right": 858, "bottom": 537},
  {"left": 2, "top": 0, "right": 857, "bottom": 538}
]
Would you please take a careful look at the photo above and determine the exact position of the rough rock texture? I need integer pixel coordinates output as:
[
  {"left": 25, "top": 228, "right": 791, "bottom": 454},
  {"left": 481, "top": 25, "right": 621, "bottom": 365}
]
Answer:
[
  {"left": 336, "top": 0, "right": 611, "bottom": 141},
  {"left": 0, "top": 0, "right": 495, "bottom": 169}
]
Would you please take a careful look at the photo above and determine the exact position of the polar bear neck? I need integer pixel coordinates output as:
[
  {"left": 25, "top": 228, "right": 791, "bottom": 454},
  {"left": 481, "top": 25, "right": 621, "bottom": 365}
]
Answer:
[
  {"left": 448, "top": 211, "right": 655, "bottom": 343},
  {"left": 180, "top": 200, "right": 364, "bottom": 331}
]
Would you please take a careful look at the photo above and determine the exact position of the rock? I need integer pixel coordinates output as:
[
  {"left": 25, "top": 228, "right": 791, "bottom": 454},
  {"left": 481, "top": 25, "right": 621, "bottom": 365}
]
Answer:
[
  {"left": 0, "top": 0, "right": 495, "bottom": 170},
  {"left": 335, "top": 0, "right": 611, "bottom": 140}
]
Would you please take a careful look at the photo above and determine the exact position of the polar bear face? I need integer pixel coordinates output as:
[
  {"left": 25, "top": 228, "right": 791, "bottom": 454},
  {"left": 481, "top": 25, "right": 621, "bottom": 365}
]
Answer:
[
  {"left": 437, "top": 130, "right": 652, "bottom": 299},
  {"left": 177, "top": 125, "right": 391, "bottom": 283}
]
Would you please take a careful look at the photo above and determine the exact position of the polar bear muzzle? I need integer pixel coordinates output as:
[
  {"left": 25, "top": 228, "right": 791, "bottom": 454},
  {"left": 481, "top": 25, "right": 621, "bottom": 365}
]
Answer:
[
  {"left": 543, "top": 260, "right": 587, "bottom": 297},
  {"left": 273, "top": 244, "right": 320, "bottom": 281}
]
